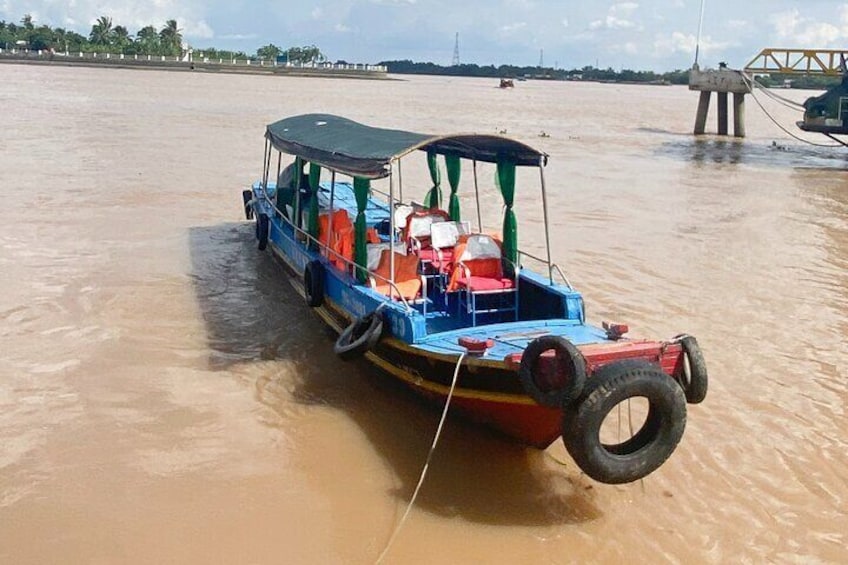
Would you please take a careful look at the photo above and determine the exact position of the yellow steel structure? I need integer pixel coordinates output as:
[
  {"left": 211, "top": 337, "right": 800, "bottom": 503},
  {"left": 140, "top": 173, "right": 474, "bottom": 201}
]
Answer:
[{"left": 744, "top": 48, "right": 848, "bottom": 75}]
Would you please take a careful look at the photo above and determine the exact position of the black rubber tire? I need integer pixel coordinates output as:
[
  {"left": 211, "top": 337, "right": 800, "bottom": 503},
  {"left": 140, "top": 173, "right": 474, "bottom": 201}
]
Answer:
[
  {"left": 242, "top": 189, "right": 254, "bottom": 220},
  {"left": 676, "top": 335, "right": 708, "bottom": 404},
  {"left": 304, "top": 261, "right": 324, "bottom": 308},
  {"left": 334, "top": 310, "right": 384, "bottom": 361},
  {"left": 561, "top": 359, "right": 687, "bottom": 484},
  {"left": 519, "top": 336, "right": 587, "bottom": 408},
  {"left": 256, "top": 213, "right": 269, "bottom": 251}
]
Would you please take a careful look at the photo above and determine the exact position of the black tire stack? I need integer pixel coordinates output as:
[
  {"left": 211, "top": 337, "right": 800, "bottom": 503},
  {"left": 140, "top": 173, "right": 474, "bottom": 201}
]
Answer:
[{"left": 519, "top": 335, "right": 707, "bottom": 484}]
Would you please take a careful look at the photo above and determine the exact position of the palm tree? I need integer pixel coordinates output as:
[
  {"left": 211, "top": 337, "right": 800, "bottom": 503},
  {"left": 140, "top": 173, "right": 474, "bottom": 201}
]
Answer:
[
  {"left": 113, "top": 25, "right": 131, "bottom": 51},
  {"left": 159, "top": 19, "right": 182, "bottom": 57},
  {"left": 256, "top": 44, "right": 282, "bottom": 61},
  {"left": 136, "top": 25, "right": 159, "bottom": 54},
  {"left": 89, "top": 15, "right": 114, "bottom": 46}
]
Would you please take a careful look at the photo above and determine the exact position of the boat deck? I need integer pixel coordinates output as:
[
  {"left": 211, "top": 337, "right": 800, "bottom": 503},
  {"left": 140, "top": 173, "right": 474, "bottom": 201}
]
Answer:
[{"left": 415, "top": 319, "right": 611, "bottom": 360}]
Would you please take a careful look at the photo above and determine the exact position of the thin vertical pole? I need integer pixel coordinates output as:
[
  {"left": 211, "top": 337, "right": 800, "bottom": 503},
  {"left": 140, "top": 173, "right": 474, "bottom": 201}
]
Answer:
[
  {"left": 389, "top": 164, "right": 396, "bottom": 301},
  {"left": 539, "top": 162, "right": 554, "bottom": 284},
  {"left": 293, "top": 160, "right": 301, "bottom": 233},
  {"left": 262, "top": 141, "right": 272, "bottom": 201},
  {"left": 694, "top": 0, "right": 706, "bottom": 68},
  {"left": 397, "top": 159, "right": 403, "bottom": 203},
  {"left": 327, "top": 171, "right": 336, "bottom": 259},
  {"left": 472, "top": 159, "right": 482, "bottom": 233},
  {"left": 276, "top": 152, "right": 282, "bottom": 183},
  {"left": 274, "top": 152, "right": 282, "bottom": 210},
  {"left": 261, "top": 140, "right": 268, "bottom": 186}
]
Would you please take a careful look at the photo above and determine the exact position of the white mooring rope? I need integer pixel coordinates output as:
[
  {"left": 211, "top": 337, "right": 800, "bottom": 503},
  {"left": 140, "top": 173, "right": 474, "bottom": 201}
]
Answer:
[{"left": 375, "top": 352, "right": 467, "bottom": 564}]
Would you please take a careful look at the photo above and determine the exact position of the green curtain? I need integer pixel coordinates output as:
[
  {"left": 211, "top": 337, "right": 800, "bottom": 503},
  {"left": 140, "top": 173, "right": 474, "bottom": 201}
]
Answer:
[
  {"left": 497, "top": 161, "right": 518, "bottom": 273},
  {"left": 292, "top": 156, "right": 303, "bottom": 228},
  {"left": 307, "top": 163, "right": 321, "bottom": 250},
  {"left": 423, "top": 150, "right": 442, "bottom": 209},
  {"left": 446, "top": 155, "right": 461, "bottom": 221},
  {"left": 353, "top": 177, "right": 370, "bottom": 283}
]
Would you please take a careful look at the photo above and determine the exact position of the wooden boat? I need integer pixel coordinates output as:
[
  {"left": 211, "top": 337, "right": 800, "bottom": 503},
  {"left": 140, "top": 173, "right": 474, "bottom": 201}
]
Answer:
[{"left": 241, "top": 114, "right": 708, "bottom": 484}]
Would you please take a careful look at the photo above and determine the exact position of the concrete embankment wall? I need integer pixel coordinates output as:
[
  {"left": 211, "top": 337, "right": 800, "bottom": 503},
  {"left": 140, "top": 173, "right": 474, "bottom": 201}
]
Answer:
[{"left": 0, "top": 52, "right": 390, "bottom": 80}]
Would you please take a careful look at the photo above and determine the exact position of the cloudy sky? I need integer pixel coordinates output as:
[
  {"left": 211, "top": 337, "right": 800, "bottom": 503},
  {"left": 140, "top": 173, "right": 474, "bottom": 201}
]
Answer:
[{"left": 3, "top": 1, "right": 848, "bottom": 71}]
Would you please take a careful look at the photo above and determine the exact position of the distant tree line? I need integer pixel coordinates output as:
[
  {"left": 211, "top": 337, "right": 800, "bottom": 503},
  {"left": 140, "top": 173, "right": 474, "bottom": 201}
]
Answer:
[
  {"left": 1, "top": 14, "right": 184, "bottom": 57},
  {"left": 754, "top": 73, "right": 840, "bottom": 90},
  {"left": 378, "top": 60, "right": 691, "bottom": 85},
  {"left": 0, "top": 14, "right": 326, "bottom": 63}
]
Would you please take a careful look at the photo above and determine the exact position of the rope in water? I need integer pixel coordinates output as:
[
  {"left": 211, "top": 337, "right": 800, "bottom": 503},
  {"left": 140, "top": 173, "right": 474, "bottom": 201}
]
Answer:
[{"left": 375, "top": 351, "right": 467, "bottom": 564}]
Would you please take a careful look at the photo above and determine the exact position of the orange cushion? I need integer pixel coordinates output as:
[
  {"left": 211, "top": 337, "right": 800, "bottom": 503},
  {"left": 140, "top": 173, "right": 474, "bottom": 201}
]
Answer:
[{"left": 371, "top": 250, "right": 422, "bottom": 300}]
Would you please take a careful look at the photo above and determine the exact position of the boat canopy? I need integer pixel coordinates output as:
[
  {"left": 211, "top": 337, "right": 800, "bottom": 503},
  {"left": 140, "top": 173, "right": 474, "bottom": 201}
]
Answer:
[{"left": 265, "top": 113, "right": 548, "bottom": 179}]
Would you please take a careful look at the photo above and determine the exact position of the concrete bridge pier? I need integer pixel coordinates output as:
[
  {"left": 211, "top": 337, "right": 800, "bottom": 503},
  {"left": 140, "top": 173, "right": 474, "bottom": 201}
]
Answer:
[
  {"left": 689, "top": 66, "right": 752, "bottom": 138},
  {"left": 733, "top": 93, "right": 746, "bottom": 138}
]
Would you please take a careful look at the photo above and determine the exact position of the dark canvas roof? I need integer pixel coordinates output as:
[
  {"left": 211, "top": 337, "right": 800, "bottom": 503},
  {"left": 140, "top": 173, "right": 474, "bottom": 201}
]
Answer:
[{"left": 265, "top": 114, "right": 547, "bottom": 179}]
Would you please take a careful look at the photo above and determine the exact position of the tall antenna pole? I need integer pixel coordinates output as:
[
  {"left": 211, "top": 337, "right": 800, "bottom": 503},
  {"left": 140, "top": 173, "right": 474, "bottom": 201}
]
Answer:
[
  {"left": 452, "top": 32, "right": 460, "bottom": 66},
  {"left": 694, "top": 0, "right": 706, "bottom": 68},
  {"left": 538, "top": 48, "right": 544, "bottom": 68}
]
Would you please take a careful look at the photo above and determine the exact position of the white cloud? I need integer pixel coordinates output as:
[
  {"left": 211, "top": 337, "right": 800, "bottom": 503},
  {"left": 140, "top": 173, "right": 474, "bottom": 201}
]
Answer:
[
  {"left": 500, "top": 21, "right": 527, "bottom": 34},
  {"left": 590, "top": 2, "right": 640, "bottom": 31},
  {"left": 612, "top": 2, "right": 639, "bottom": 17},
  {"left": 610, "top": 41, "right": 639, "bottom": 55},
  {"left": 562, "top": 18, "right": 568, "bottom": 28},
  {"left": 769, "top": 9, "right": 847, "bottom": 47},
  {"left": 218, "top": 33, "right": 258, "bottom": 41},
  {"left": 653, "top": 31, "right": 731, "bottom": 57},
  {"left": 311, "top": 7, "right": 323, "bottom": 19},
  {"left": 184, "top": 19, "right": 213, "bottom": 39},
  {"left": 334, "top": 23, "right": 351, "bottom": 32}
]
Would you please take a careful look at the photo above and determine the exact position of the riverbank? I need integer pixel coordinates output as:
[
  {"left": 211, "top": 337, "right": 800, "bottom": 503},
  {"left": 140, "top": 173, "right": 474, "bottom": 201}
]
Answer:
[{"left": 0, "top": 50, "right": 391, "bottom": 80}]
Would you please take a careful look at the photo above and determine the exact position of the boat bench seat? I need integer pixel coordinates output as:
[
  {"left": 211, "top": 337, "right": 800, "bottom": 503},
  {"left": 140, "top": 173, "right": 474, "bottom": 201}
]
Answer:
[{"left": 369, "top": 249, "right": 424, "bottom": 302}]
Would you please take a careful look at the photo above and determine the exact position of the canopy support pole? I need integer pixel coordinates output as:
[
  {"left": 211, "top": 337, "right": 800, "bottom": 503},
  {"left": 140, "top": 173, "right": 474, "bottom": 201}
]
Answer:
[
  {"left": 263, "top": 143, "right": 273, "bottom": 204},
  {"left": 539, "top": 162, "right": 553, "bottom": 284},
  {"left": 389, "top": 162, "right": 396, "bottom": 300},
  {"left": 261, "top": 139, "right": 270, "bottom": 190},
  {"left": 397, "top": 160, "right": 403, "bottom": 204},
  {"left": 293, "top": 159, "right": 302, "bottom": 233},
  {"left": 472, "top": 159, "right": 482, "bottom": 233},
  {"left": 275, "top": 152, "right": 282, "bottom": 183},
  {"left": 327, "top": 170, "right": 336, "bottom": 260},
  {"left": 274, "top": 152, "right": 282, "bottom": 210}
]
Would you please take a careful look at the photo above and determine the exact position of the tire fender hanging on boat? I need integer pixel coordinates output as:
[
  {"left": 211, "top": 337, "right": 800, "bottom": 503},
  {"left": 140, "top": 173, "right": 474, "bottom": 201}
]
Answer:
[
  {"left": 561, "top": 359, "right": 686, "bottom": 484},
  {"left": 674, "top": 334, "right": 708, "bottom": 404},
  {"left": 242, "top": 189, "right": 254, "bottom": 220},
  {"left": 256, "top": 213, "right": 269, "bottom": 251},
  {"left": 304, "top": 260, "right": 324, "bottom": 308},
  {"left": 518, "top": 336, "right": 587, "bottom": 408},
  {"left": 334, "top": 306, "right": 385, "bottom": 361}
]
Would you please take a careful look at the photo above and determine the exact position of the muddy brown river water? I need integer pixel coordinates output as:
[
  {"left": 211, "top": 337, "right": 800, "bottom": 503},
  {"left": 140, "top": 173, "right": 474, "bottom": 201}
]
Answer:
[{"left": 0, "top": 64, "right": 846, "bottom": 564}]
